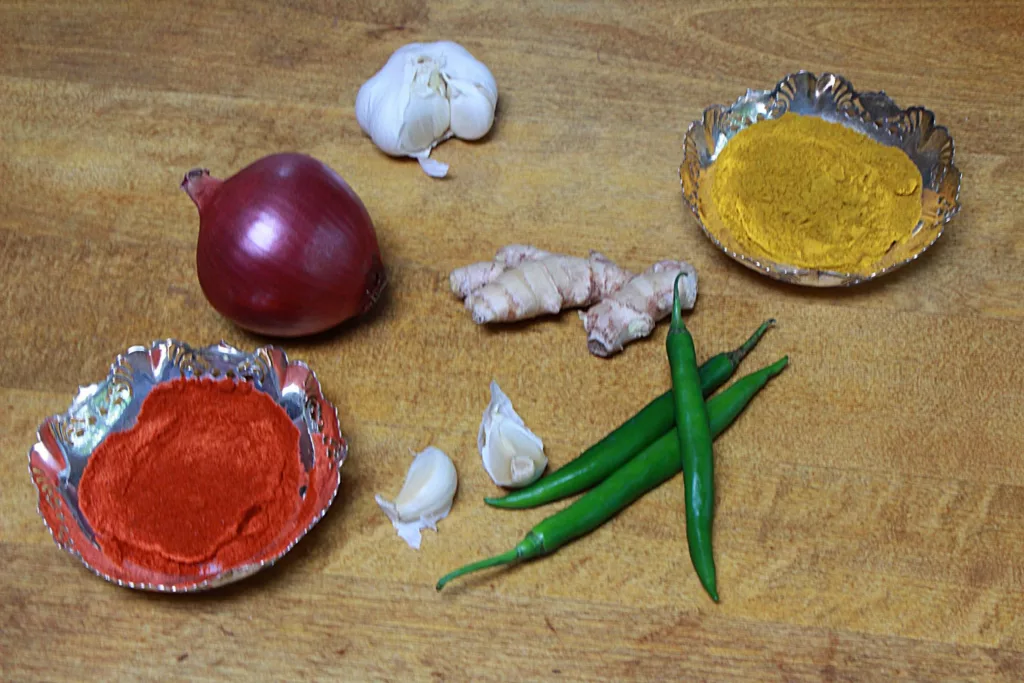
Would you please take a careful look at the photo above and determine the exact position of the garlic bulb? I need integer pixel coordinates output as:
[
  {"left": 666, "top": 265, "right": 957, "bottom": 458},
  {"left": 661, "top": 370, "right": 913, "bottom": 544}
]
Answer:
[
  {"left": 355, "top": 41, "right": 498, "bottom": 178},
  {"left": 478, "top": 381, "right": 547, "bottom": 488},
  {"left": 375, "top": 446, "right": 458, "bottom": 549}
]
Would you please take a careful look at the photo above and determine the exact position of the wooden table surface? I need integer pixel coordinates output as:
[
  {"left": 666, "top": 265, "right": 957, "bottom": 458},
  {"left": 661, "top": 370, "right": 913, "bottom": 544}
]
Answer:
[{"left": 3, "top": 1, "right": 1023, "bottom": 680}]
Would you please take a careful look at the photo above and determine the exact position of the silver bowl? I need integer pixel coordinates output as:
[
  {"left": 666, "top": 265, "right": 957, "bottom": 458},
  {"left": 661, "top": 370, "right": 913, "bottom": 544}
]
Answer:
[
  {"left": 680, "top": 71, "right": 962, "bottom": 287},
  {"left": 27, "top": 340, "right": 347, "bottom": 592}
]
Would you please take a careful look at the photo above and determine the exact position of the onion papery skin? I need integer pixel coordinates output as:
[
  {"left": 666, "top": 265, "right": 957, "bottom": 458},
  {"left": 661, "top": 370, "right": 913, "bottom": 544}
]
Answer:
[{"left": 182, "top": 153, "right": 386, "bottom": 338}]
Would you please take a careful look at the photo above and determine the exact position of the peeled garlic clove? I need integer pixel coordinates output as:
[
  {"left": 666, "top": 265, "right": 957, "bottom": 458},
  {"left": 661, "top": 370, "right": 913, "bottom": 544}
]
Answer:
[
  {"left": 375, "top": 446, "right": 458, "bottom": 550},
  {"left": 478, "top": 381, "right": 547, "bottom": 488}
]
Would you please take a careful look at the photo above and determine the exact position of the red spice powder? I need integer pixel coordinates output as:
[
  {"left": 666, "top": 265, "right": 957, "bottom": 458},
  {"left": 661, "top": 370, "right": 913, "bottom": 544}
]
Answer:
[{"left": 79, "top": 377, "right": 303, "bottom": 576}]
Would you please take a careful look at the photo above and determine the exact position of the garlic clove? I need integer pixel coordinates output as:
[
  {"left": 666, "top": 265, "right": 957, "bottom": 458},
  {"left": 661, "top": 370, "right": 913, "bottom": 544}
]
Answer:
[
  {"left": 478, "top": 381, "right": 547, "bottom": 488},
  {"left": 355, "top": 83, "right": 406, "bottom": 157},
  {"left": 432, "top": 42, "right": 498, "bottom": 105},
  {"left": 355, "top": 51, "right": 412, "bottom": 156},
  {"left": 447, "top": 78, "right": 497, "bottom": 141},
  {"left": 400, "top": 60, "right": 451, "bottom": 153},
  {"left": 375, "top": 446, "right": 458, "bottom": 550}
]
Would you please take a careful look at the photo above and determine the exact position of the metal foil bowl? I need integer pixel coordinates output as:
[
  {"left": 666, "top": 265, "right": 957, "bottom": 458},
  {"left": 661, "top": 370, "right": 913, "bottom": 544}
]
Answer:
[
  {"left": 27, "top": 340, "right": 347, "bottom": 592},
  {"left": 680, "top": 71, "right": 962, "bottom": 287}
]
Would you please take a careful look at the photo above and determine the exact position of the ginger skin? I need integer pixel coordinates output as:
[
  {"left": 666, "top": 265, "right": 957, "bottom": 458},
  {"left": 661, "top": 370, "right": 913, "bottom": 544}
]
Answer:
[{"left": 449, "top": 245, "right": 697, "bottom": 357}]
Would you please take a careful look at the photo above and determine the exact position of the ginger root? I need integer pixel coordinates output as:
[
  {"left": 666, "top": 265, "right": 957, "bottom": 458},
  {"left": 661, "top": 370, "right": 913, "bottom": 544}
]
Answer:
[
  {"left": 581, "top": 260, "right": 697, "bottom": 357},
  {"left": 449, "top": 245, "right": 697, "bottom": 357},
  {"left": 450, "top": 245, "right": 633, "bottom": 324}
]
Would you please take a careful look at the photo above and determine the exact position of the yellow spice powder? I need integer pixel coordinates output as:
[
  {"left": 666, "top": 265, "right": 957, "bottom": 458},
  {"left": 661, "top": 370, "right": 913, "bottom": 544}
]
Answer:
[{"left": 708, "top": 113, "right": 923, "bottom": 272}]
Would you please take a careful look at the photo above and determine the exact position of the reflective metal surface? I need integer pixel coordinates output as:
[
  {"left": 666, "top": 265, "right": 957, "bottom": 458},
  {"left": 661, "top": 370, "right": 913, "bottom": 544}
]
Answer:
[
  {"left": 27, "top": 339, "right": 347, "bottom": 592},
  {"left": 680, "top": 71, "right": 962, "bottom": 287}
]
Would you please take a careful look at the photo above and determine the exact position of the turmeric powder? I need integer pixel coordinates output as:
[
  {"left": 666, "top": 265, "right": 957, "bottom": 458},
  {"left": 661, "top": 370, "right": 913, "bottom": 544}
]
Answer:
[{"left": 708, "top": 113, "right": 922, "bottom": 272}]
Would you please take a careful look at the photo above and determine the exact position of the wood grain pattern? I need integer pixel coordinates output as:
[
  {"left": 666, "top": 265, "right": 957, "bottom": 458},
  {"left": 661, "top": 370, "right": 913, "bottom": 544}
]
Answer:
[{"left": 3, "top": 0, "right": 1023, "bottom": 680}]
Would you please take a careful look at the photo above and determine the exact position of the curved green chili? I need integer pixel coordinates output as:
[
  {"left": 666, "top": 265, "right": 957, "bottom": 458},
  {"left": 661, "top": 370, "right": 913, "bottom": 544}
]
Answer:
[
  {"left": 667, "top": 274, "right": 718, "bottom": 602},
  {"left": 484, "top": 319, "right": 774, "bottom": 510},
  {"left": 436, "top": 356, "right": 789, "bottom": 591}
]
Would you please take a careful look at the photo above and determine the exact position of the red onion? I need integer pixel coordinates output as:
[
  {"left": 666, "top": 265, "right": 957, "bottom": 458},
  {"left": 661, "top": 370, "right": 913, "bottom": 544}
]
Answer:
[{"left": 181, "top": 153, "right": 386, "bottom": 337}]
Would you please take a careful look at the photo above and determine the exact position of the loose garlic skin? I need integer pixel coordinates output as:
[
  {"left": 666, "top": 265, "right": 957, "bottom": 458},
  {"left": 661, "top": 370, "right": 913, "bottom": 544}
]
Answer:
[
  {"left": 355, "top": 41, "right": 497, "bottom": 178},
  {"left": 478, "top": 381, "right": 547, "bottom": 488},
  {"left": 375, "top": 446, "right": 458, "bottom": 550}
]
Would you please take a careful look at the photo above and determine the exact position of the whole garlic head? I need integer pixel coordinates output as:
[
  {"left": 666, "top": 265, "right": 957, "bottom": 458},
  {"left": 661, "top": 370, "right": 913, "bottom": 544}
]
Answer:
[
  {"left": 478, "top": 381, "right": 547, "bottom": 488},
  {"left": 355, "top": 41, "right": 498, "bottom": 178},
  {"left": 375, "top": 446, "right": 458, "bottom": 550}
]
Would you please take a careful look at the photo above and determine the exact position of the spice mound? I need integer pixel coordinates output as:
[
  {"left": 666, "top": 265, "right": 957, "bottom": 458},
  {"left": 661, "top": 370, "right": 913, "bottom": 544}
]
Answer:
[
  {"left": 708, "top": 113, "right": 923, "bottom": 272},
  {"left": 79, "top": 377, "right": 303, "bottom": 577}
]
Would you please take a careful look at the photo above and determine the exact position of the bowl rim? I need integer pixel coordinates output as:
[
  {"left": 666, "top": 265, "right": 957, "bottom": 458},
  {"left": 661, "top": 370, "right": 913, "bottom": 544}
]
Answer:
[
  {"left": 26, "top": 338, "right": 347, "bottom": 593},
  {"left": 679, "top": 70, "right": 963, "bottom": 287}
]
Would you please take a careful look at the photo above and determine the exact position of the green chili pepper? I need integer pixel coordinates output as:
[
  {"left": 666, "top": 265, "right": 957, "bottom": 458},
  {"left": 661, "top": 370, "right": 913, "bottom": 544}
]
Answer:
[
  {"left": 436, "top": 356, "right": 789, "bottom": 591},
  {"left": 484, "top": 319, "right": 774, "bottom": 510},
  {"left": 667, "top": 274, "right": 718, "bottom": 602}
]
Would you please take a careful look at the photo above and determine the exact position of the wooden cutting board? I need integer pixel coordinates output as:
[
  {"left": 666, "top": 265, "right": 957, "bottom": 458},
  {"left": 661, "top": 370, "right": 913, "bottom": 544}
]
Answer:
[{"left": 3, "top": 0, "right": 1023, "bottom": 679}]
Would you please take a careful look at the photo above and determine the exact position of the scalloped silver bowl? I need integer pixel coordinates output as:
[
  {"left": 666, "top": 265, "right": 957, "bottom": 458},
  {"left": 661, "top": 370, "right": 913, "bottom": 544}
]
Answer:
[
  {"left": 27, "top": 340, "right": 347, "bottom": 592},
  {"left": 680, "top": 71, "right": 962, "bottom": 287}
]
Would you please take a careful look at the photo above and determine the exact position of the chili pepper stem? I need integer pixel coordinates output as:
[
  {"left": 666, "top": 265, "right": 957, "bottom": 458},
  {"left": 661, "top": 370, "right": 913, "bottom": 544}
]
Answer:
[
  {"left": 436, "top": 533, "right": 545, "bottom": 591},
  {"left": 725, "top": 318, "right": 775, "bottom": 366},
  {"left": 670, "top": 274, "right": 686, "bottom": 332},
  {"left": 435, "top": 549, "right": 519, "bottom": 591}
]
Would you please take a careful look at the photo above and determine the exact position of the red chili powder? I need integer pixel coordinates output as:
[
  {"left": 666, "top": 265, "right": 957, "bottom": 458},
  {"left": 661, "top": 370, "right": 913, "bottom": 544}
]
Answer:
[{"left": 79, "top": 377, "right": 303, "bottom": 576}]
